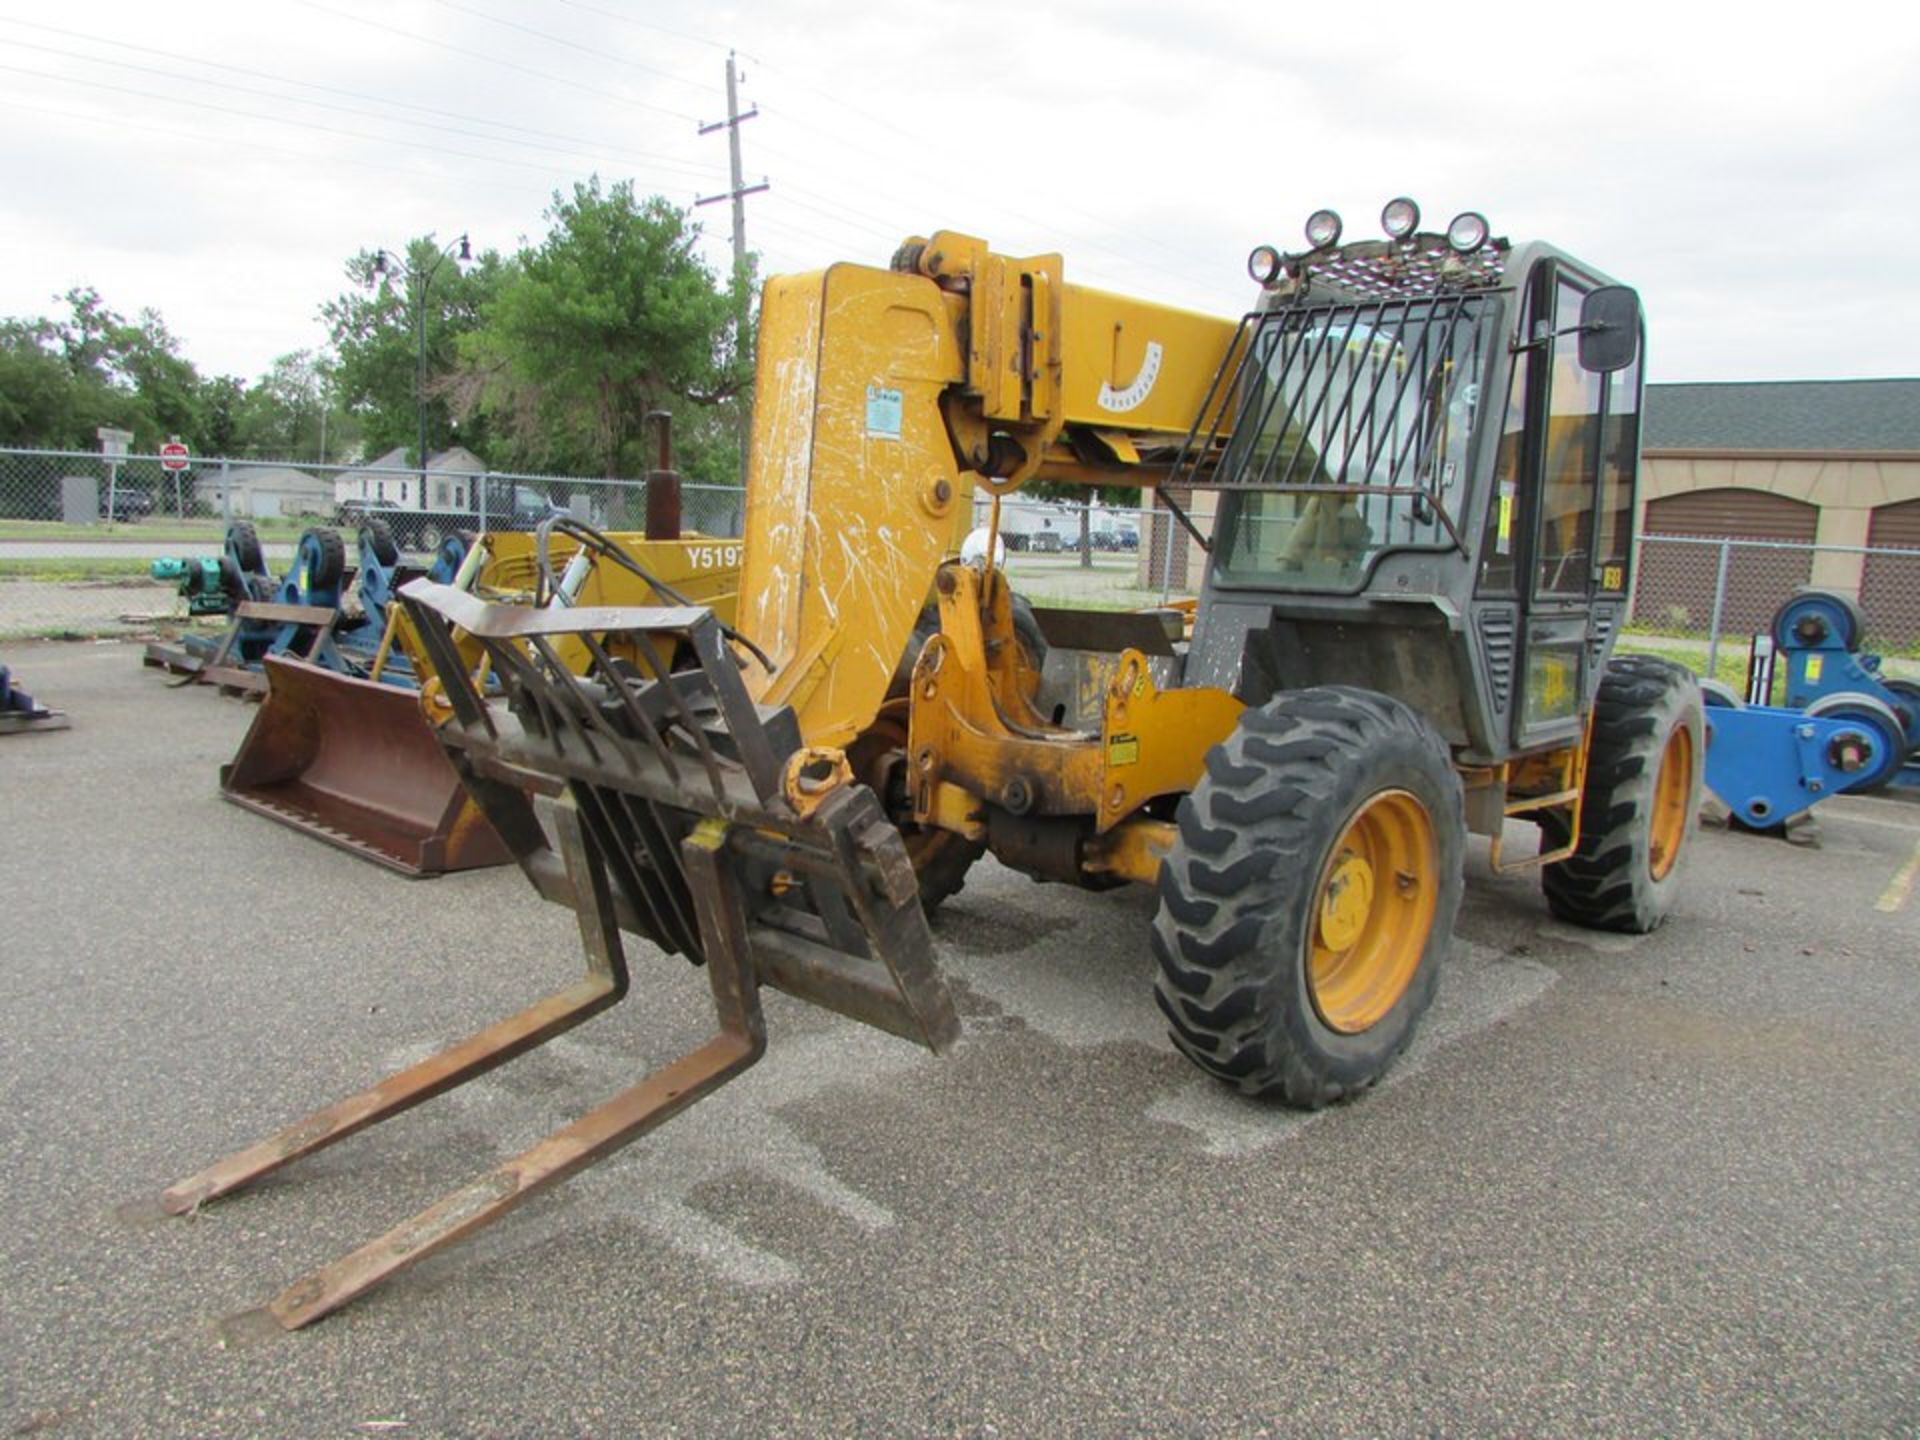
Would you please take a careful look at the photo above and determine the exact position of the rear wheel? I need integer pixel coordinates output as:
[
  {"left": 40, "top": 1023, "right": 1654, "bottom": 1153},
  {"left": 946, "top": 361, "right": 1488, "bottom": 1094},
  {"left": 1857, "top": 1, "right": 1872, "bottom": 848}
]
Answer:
[
  {"left": 1152, "top": 687, "right": 1465, "bottom": 1108},
  {"left": 846, "top": 699, "right": 982, "bottom": 912},
  {"left": 1542, "top": 655, "right": 1704, "bottom": 933}
]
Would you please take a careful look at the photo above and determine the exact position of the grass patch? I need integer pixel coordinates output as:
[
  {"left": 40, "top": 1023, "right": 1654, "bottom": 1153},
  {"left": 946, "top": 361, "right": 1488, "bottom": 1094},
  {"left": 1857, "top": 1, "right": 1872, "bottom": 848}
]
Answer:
[
  {"left": 1615, "top": 637, "right": 1749, "bottom": 691},
  {"left": 0, "top": 558, "right": 164, "bottom": 582},
  {"left": 0, "top": 517, "right": 314, "bottom": 543}
]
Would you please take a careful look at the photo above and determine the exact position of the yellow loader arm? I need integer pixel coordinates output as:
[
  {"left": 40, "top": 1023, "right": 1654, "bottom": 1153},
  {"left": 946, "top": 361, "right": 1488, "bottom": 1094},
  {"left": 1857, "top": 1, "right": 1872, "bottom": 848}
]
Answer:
[{"left": 735, "top": 230, "right": 1242, "bottom": 749}]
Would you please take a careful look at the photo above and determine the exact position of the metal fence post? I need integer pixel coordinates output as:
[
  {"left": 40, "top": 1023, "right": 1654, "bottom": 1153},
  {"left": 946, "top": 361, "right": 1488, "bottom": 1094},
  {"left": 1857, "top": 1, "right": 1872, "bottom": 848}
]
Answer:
[
  {"left": 1158, "top": 503, "right": 1173, "bottom": 602},
  {"left": 1705, "top": 537, "right": 1732, "bottom": 678},
  {"left": 219, "top": 460, "right": 231, "bottom": 523}
]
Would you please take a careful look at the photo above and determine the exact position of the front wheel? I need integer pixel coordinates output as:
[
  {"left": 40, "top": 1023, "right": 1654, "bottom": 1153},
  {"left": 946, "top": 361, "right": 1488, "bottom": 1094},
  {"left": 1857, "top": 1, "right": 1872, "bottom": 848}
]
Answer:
[
  {"left": 1151, "top": 687, "right": 1466, "bottom": 1108},
  {"left": 846, "top": 699, "right": 983, "bottom": 914},
  {"left": 1542, "top": 655, "right": 1705, "bottom": 933}
]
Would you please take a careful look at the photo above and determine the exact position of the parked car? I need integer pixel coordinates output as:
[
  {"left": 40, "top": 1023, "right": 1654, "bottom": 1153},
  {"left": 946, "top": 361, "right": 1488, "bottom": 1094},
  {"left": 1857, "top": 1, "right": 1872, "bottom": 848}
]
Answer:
[
  {"left": 334, "top": 497, "right": 406, "bottom": 527},
  {"left": 332, "top": 487, "right": 568, "bottom": 552},
  {"left": 106, "top": 488, "right": 154, "bottom": 522}
]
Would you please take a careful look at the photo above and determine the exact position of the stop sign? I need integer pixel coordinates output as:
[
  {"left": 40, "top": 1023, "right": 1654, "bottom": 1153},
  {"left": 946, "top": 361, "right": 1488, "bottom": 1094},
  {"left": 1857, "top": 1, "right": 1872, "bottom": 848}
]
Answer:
[{"left": 159, "top": 441, "right": 191, "bottom": 472}]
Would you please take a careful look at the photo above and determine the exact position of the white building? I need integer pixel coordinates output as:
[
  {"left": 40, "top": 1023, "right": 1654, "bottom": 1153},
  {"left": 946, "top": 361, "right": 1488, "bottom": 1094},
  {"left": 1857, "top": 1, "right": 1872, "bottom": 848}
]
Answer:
[{"left": 333, "top": 446, "right": 487, "bottom": 512}]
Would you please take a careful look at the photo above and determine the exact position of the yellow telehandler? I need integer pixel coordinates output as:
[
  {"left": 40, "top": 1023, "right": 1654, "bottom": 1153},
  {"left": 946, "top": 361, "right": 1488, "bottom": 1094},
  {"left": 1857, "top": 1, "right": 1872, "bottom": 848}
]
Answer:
[{"left": 159, "top": 201, "right": 1701, "bottom": 1327}]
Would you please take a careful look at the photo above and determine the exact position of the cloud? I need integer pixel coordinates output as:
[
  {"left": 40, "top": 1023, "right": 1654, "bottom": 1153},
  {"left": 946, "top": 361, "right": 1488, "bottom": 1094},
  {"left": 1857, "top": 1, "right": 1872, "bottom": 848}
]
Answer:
[{"left": 0, "top": 0, "right": 1915, "bottom": 382}]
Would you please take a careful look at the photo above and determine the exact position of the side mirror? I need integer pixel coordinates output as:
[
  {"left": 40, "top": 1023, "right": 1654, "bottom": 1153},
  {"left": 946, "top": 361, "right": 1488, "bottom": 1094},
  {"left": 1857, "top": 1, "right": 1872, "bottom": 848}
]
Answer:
[{"left": 1578, "top": 286, "right": 1641, "bottom": 373}]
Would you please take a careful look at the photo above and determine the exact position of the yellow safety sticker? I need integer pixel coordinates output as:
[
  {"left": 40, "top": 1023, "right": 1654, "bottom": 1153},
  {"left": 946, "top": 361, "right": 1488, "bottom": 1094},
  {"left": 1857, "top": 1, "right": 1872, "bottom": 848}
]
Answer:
[
  {"left": 1538, "top": 655, "right": 1572, "bottom": 714},
  {"left": 1496, "top": 482, "right": 1514, "bottom": 553},
  {"left": 1108, "top": 732, "right": 1140, "bottom": 767},
  {"left": 1600, "top": 564, "right": 1624, "bottom": 591},
  {"left": 1806, "top": 655, "right": 1824, "bottom": 683}
]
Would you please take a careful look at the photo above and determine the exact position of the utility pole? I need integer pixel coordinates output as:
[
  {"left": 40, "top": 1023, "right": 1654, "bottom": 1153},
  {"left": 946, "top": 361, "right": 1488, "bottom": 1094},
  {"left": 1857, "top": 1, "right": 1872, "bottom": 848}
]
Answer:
[
  {"left": 697, "top": 51, "right": 768, "bottom": 337},
  {"left": 698, "top": 52, "right": 769, "bottom": 484}
]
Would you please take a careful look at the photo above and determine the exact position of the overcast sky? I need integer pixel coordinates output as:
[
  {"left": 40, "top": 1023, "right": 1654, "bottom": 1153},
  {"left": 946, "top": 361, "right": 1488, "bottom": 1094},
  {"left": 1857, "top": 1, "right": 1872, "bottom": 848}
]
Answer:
[{"left": 2, "top": 0, "right": 1915, "bottom": 387}]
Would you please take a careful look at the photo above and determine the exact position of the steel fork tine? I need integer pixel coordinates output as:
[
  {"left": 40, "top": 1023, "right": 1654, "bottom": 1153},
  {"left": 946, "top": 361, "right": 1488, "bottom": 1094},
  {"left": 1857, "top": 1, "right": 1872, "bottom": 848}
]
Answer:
[
  {"left": 260, "top": 819, "right": 766, "bottom": 1330},
  {"left": 158, "top": 794, "right": 628, "bottom": 1216}
]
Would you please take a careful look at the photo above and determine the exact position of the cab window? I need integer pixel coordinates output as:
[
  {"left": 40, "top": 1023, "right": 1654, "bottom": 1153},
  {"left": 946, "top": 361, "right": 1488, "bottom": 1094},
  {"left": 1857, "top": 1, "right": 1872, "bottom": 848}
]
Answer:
[{"left": 1534, "top": 277, "right": 1603, "bottom": 598}]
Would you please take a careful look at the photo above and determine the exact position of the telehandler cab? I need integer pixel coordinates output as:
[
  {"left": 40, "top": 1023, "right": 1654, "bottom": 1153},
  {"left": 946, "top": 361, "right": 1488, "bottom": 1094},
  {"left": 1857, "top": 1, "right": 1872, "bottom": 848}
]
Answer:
[{"left": 160, "top": 201, "right": 1701, "bottom": 1327}]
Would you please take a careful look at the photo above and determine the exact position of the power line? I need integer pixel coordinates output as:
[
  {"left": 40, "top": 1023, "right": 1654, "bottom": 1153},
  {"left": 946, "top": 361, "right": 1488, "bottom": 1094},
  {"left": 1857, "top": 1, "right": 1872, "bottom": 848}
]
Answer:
[
  {"left": 0, "top": 37, "right": 724, "bottom": 184},
  {"left": 745, "top": 129, "right": 1218, "bottom": 299},
  {"left": 291, "top": 0, "right": 705, "bottom": 125},
  {"left": 0, "top": 17, "right": 721, "bottom": 181},
  {"left": 0, "top": 94, "right": 553, "bottom": 213},
  {"left": 422, "top": 0, "right": 721, "bottom": 98},
  {"left": 0, "top": 62, "right": 716, "bottom": 198},
  {"left": 740, "top": 59, "right": 1224, "bottom": 283},
  {"left": 539, "top": 0, "right": 743, "bottom": 58}
]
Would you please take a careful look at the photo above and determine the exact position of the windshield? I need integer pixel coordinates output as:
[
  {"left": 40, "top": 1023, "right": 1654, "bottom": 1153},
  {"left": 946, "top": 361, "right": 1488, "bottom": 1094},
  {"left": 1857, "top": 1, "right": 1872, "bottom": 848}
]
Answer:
[{"left": 1213, "top": 294, "right": 1494, "bottom": 591}]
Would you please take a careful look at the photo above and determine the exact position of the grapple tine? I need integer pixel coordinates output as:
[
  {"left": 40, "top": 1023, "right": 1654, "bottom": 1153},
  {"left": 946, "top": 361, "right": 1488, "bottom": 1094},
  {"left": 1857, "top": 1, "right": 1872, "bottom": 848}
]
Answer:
[
  {"left": 160, "top": 794, "right": 628, "bottom": 1216},
  {"left": 396, "top": 579, "right": 961, "bottom": 1050},
  {"left": 263, "top": 820, "right": 766, "bottom": 1331},
  {"left": 159, "top": 581, "right": 958, "bottom": 1327}
]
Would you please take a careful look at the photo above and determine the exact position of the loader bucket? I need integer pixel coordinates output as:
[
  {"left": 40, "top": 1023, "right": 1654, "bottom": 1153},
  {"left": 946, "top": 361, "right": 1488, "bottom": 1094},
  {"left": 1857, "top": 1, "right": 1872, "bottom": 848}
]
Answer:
[
  {"left": 220, "top": 653, "right": 511, "bottom": 876},
  {"left": 160, "top": 581, "right": 956, "bottom": 1328}
]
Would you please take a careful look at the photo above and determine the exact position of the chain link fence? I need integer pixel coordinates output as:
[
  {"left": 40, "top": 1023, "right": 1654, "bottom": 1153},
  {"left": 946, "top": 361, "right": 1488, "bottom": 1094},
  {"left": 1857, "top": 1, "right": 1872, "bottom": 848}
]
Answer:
[
  {"left": 966, "top": 492, "right": 1143, "bottom": 554},
  {"left": 0, "top": 446, "right": 744, "bottom": 639},
  {"left": 1629, "top": 533, "right": 1920, "bottom": 682},
  {"left": 8, "top": 445, "right": 1919, "bottom": 668}
]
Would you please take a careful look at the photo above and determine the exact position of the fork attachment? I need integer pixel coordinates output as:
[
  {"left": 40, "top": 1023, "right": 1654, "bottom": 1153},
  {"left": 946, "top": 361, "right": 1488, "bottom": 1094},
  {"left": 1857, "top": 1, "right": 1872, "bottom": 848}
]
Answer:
[{"left": 159, "top": 582, "right": 957, "bottom": 1328}]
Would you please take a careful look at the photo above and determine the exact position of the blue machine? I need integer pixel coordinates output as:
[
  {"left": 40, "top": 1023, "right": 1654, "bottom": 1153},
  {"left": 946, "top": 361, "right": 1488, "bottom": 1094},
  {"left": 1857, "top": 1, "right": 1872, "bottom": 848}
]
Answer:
[
  {"left": 329, "top": 521, "right": 475, "bottom": 685},
  {"left": 1703, "top": 590, "right": 1919, "bottom": 828},
  {"left": 146, "top": 521, "right": 475, "bottom": 690},
  {"left": 1, "top": 661, "right": 69, "bottom": 734}
]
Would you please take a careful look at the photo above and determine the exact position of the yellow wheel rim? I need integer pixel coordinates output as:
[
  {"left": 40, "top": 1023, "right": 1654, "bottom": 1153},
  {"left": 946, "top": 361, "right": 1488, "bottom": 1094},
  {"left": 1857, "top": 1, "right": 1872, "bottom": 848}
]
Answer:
[
  {"left": 1648, "top": 725, "right": 1694, "bottom": 882},
  {"left": 1307, "top": 789, "right": 1438, "bottom": 1035}
]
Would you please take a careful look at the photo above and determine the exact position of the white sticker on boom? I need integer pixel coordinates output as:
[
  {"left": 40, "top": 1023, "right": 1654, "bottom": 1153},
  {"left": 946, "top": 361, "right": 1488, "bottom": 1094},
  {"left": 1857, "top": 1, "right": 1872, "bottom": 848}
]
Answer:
[
  {"left": 865, "top": 384, "right": 903, "bottom": 438},
  {"left": 1097, "top": 341, "right": 1163, "bottom": 413}
]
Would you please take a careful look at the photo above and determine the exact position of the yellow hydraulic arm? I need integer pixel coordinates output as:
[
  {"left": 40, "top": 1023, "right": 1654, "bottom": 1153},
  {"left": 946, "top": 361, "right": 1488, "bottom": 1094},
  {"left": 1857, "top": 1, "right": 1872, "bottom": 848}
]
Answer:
[{"left": 734, "top": 230, "right": 1242, "bottom": 750}]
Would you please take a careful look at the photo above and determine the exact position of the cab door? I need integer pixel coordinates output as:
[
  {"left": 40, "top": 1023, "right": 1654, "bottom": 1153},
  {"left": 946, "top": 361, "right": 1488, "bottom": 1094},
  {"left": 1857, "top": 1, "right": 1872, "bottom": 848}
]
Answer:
[{"left": 1513, "top": 265, "right": 1643, "bottom": 750}]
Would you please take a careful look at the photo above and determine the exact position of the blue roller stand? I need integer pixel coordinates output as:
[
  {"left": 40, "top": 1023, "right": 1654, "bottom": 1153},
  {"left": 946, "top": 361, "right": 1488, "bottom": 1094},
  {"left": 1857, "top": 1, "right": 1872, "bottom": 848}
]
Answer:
[
  {"left": 333, "top": 525, "right": 474, "bottom": 686},
  {"left": 1703, "top": 700, "right": 1895, "bottom": 828},
  {"left": 1702, "top": 589, "right": 1919, "bottom": 829}
]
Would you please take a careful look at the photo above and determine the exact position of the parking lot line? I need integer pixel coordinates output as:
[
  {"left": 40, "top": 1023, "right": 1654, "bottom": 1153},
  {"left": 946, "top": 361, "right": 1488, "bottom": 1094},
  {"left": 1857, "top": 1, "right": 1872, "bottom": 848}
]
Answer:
[{"left": 1875, "top": 838, "right": 1920, "bottom": 914}]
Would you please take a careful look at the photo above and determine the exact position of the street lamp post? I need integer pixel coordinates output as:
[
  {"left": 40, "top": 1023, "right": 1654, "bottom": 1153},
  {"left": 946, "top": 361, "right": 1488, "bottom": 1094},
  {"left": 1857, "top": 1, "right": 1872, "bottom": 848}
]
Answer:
[{"left": 371, "top": 232, "right": 471, "bottom": 511}]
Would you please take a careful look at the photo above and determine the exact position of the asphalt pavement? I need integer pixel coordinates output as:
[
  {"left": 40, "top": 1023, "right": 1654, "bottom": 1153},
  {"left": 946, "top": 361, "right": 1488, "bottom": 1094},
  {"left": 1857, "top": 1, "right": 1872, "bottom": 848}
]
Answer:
[{"left": 2, "top": 640, "right": 1916, "bottom": 1438}]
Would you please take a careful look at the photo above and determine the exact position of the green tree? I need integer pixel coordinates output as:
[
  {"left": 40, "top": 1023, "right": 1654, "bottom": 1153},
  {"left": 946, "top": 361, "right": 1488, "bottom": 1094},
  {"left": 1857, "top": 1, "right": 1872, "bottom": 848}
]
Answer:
[
  {"left": 199, "top": 375, "right": 248, "bottom": 456},
  {"left": 0, "top": 319, "right": 84, "bottom": 446},
  {"left": 322, "top": 237, "right": 501, "bottom": 463},
  {"left": 455, "top": 180, "right": 746, "bottom": 479}
]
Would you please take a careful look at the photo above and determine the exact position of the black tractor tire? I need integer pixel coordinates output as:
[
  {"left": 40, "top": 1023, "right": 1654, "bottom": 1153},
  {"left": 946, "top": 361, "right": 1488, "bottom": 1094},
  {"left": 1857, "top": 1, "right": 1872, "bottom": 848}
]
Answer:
[
  {"left": 225, "top": 521, "right": 265, "bottom": 576},
  {"left": 845, "top": 698, "right": 983, "bottom": 914},
  {"left": 1009, "top": 592, "right": 1048, "bottom": 676},
  {"left": 905, "top": 830, "right": 986, "bottom": 914},
  {"left": 1541, "top": 655, "right": 1705, "bottom": 934},
  {"left": 1151, "top": 686, "right": 1466, "bottom": 1108},
  {"left": 297, "top": 527, "right": 347, "bottom": 593},
  {"left": 359, "top": 519, "right": 400, "bottom": 568}
]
